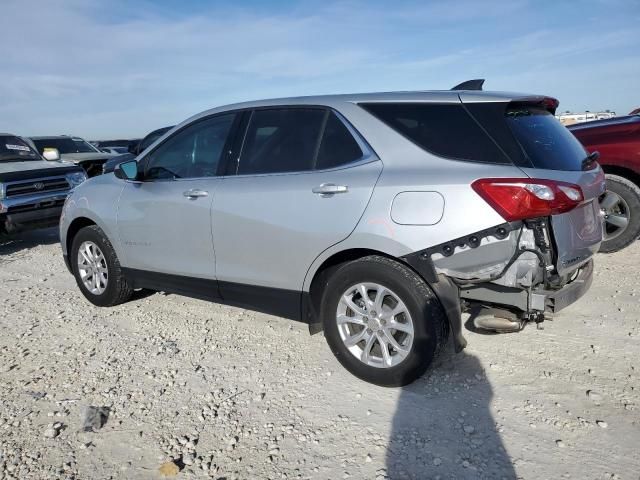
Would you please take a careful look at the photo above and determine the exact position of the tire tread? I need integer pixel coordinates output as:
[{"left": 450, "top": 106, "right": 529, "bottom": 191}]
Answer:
[
  {"left": 600, "top": 174, "right": 640, "bottom": 253},
  {"left": 71, "top": 225, "right": 133, "bottom": 306},
  {"left": 322, "top": 254, "right": 449, "bottom": 386}
]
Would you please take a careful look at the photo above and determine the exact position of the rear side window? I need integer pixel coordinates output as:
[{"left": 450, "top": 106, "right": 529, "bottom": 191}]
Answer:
[
  {"left": 505, "top": 106, "right": 588, "bottom": 171},
  {"left": 238, "top": 108, "right": 325, "bottom": 175},
  {"left": 316, "top": 113, "right": 363, "bottom": 170},
  {"left": 360, "top": 103, "right": 510, "bottom": 164},
  {"left": 237, "top": 109, "right": 365, "bottom": 175}
]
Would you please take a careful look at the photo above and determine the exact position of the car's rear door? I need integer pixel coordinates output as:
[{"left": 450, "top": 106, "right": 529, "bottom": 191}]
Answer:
[{"left": 212, "top": 107, "right": 382, "bottom": 315}]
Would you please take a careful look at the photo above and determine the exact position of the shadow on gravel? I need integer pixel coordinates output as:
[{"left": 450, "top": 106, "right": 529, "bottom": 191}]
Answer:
[
  {"left": 386, "top": 350, "right": 516, "bottom": 479},
  {"left": 0, "top": 227, "right": 59, "bottom": 256}
]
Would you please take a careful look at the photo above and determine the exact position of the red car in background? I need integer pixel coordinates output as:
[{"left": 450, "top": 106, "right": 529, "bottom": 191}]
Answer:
[{"left": 569, "top": 114, "right": 640, "bottom": 252}]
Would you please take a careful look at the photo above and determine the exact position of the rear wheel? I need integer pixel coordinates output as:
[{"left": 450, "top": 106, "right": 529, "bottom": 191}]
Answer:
[
  {"left": 599, "top": 174, "right": 640, "bottom": 253},
  {"left": 321, "top": 255, "right": 448, "bottom": 387}
]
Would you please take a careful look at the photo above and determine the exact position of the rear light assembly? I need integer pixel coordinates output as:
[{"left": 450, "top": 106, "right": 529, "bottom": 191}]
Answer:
[{"left": 471, "top": 178, "right": 584, "bottom": 222}]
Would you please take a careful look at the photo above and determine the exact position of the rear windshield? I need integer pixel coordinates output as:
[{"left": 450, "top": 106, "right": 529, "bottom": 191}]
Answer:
[
  {"left": 362, "top": 101, "right": 591, "bottom": 171},
  {"left": 32, "top": 137, "right": 97, "bottom": 154},
  {"left": 505, "top": 107, "right": 587, "bottom": 171},
  {"left": 0, "top": 136, "right": 40, "bottom": 162},
  {"left": 360, "top": 103, "right": 511, "bottom": 164}
]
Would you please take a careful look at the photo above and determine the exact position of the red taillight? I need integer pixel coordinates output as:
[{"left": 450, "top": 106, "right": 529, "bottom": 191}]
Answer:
[{"left": 471, "top": 178, "right": 584, "bottom": 222}]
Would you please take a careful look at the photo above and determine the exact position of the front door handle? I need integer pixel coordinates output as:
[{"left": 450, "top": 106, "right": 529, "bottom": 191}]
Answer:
[
  {"left": 312, "top": 183, "right": 348, "bottom": 196},
  {"left": 183, "top": 189, "right": 209, "bottom": 199}
]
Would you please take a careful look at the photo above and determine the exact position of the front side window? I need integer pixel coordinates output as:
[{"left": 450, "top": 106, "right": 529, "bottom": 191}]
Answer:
[
  {"left": 144, "top": 114, "right": 235, "bottom": 180},
  {"left": 237, "top": 108, "right": 325, "bottom": 175}
]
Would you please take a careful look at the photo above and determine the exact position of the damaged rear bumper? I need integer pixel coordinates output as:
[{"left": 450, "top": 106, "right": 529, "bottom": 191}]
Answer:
[
  {"left": 459, "top": 259, "right": 593, "bottom": 313},
  {"left": 534, "top": 259, "right": 593, "bottom": 313}
]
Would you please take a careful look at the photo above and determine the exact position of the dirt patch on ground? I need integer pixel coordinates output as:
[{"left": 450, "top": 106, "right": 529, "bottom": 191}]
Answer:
[{"left": 1, "top": 229, "right": 638, "bottom": 479}]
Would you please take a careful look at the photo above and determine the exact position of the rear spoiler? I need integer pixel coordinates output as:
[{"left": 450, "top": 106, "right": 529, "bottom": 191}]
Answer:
[
  {"left": 508, "top": 96, "right": 560, "bottom": 114},
  {"left": 453, "top": 81, "right": 559, "bottom": 114},
  {"left": 451, "top": 79, "right": 485, "bottom": 91}
]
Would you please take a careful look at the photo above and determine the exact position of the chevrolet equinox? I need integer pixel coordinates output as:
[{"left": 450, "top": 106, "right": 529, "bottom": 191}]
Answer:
[{"left": 60, "top": 84, "right": 605, "bottom": 386}]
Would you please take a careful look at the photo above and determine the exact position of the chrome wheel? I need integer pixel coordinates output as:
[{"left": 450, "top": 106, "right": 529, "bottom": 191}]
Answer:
[
  {"left": 600, "top": 190, "right": 630, "bottom": 241},
  {"left": 336, "top": 282, "right": 414, "bottom": 368},
  {"left": 77, "top": 241, "right": 108, "bottom": 295}
]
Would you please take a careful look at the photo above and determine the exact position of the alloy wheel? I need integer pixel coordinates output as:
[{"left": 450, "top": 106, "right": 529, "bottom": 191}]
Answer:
[
  {"left": 600, "top": 190, "right": 630, "bottom": 241},
  {"left": 77, "top": 241, "right": 108, "bottom": 295},
  {"left": 336, "top": 282, "right": 414, "bottom": 368}
]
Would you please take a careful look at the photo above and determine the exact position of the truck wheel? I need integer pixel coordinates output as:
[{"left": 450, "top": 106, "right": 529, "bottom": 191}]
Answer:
[
  {"left": 70, "top": 225, "right": 133, "bottom": 306},
  {"left": 321, "top": 255, "right": 448, "bottom": 387},
  {"left": 599, "top": 174, "right": 640, "bottom": 253}
]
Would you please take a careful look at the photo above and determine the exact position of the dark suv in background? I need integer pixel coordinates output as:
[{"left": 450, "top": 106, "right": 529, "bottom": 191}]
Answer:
[
  {"left": 569, "top": 114, "right": 640, "bottom": 252},
  {"left": 102, "top": 126, "right": 174, "bottom": 174}
]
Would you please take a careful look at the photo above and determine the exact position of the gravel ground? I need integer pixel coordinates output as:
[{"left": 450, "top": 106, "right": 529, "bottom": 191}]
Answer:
[{"left": 1, "top": 228, "right": 639, "bottom": 480}]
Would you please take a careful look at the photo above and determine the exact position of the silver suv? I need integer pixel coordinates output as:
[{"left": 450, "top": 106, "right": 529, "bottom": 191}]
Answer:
[{"left": 60, "top": 87, "right": 605, "bottom": 386}]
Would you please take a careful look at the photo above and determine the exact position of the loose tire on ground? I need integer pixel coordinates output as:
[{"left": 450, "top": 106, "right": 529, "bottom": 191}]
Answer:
[
  {"left": 599, "top": 174, "right": 640, "bottom": 253},
  {"left": 70, "top": 225, "right": 133, "bottom": 307},
  {"left": 321, "top": 255, "right": 448, "bottom": 387}
]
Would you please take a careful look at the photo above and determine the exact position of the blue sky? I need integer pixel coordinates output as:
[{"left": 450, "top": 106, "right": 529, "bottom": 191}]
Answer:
[{"left": 1, "top": 0, "right": 638, "bottom": 139}]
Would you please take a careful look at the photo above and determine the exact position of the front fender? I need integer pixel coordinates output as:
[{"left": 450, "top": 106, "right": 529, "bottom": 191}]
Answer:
[{"left": 60, "top": 175, "right": 125, "bottom": 261}]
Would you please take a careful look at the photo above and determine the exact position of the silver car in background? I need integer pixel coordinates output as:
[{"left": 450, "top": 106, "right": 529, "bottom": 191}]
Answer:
[{"left": 60, "top": 85, "right": 605, "bottom": 386}]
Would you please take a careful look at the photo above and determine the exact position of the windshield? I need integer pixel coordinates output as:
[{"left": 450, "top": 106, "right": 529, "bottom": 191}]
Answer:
[
  {"left": 0, "top": 136, "right": 41, "bottom": 162},
  {"left": 32, "top": 137, "right": 98, "bottom": 154},
  {"left": 506, "top": 107, "right": 588, "bottom": 171}
]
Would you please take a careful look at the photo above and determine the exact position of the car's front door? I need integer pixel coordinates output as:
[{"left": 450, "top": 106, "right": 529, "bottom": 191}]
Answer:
[
  {"left": 116, "top": 113, "right": 237, "bottom": 288},
  {"left": 212, "top": 107, "right": 382, "bottom": 314}
]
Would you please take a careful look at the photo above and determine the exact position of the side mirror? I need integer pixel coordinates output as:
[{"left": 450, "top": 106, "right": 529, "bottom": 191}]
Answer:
[
  {"left": 114, "top": 160, "right": 140, "bottom": 181},
  {"left": 42, "top": 148, "right": 60, "bottom": 161}
]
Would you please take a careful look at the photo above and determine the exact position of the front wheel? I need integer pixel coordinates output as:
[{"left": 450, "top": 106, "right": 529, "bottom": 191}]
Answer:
[
  {"left": 599, "top": 174, "right": 640, "bottom": 253},
  {"left": 321, "top": 256, "right": 448, "bottom": 387},
  {"left": 71, "top": 225, "right": 133, "bottom": 307}
]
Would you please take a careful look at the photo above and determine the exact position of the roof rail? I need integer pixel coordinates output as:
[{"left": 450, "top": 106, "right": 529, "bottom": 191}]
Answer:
[{"left": 451, "top": 79, "right": 485, "bottom": 91}]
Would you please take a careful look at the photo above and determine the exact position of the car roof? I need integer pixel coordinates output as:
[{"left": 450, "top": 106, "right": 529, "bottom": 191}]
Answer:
[
  {"left": 207, "top": 89, "right": 540, "bottom": 111},
  {"left": 182, "top": 89, "right": 549, "bottom": 128}
]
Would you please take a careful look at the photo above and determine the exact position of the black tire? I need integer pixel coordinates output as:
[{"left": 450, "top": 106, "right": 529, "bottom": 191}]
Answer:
[
  {"left": 321, "top": 255, "right": 448, "bottom": 387},
  {"left": 70, "top": 225, "right": 133, "bottom": 307},
  {"left": 599, "top": 174, "right": 640, "bottom": 253}
]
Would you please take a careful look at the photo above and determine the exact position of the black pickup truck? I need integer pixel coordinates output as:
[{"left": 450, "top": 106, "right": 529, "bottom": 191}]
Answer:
[{"left": 0, "top": 134, "right": 86, "bottom": 234}]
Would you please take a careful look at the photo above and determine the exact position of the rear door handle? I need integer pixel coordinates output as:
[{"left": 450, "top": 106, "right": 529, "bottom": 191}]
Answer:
[
  {"left": 312, "top": 183, "right": 348, "bottom": 196},
  {"left": 183, "top": 189, "right": 209, "bottom": 198}
]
